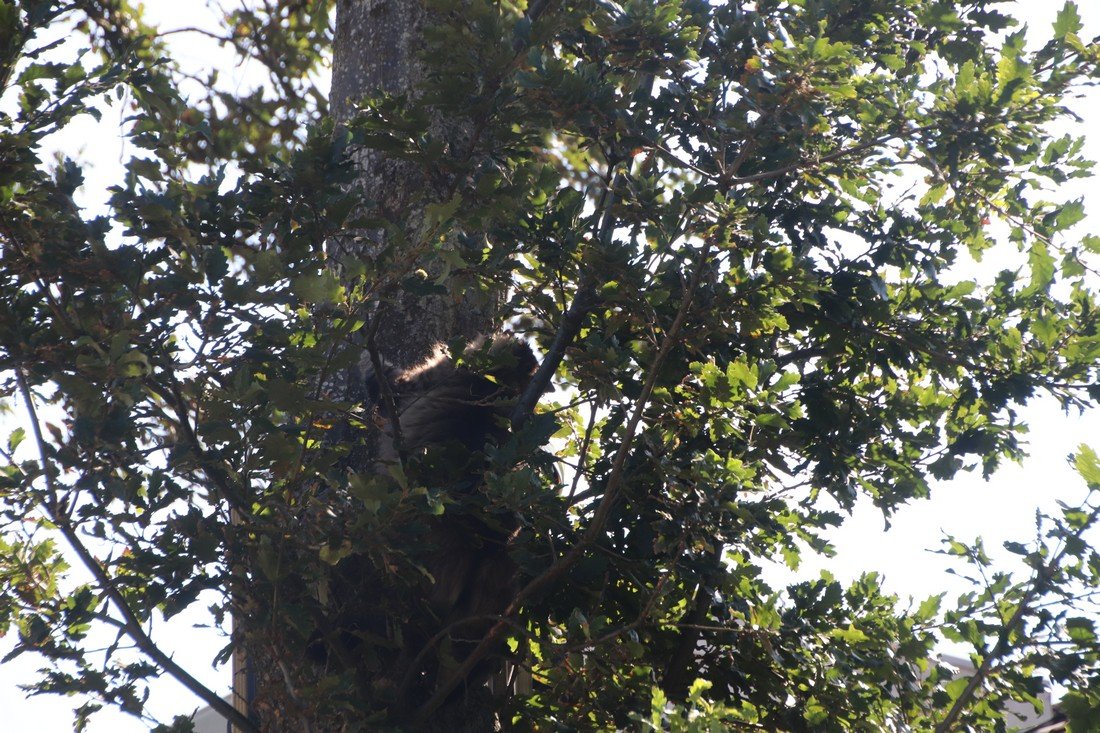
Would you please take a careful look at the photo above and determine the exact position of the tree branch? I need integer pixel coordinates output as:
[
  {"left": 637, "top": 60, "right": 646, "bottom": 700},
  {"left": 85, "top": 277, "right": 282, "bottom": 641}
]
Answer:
[
  {"left": 934, "top": 494, "right": 1100, "bottom": 732},
  {"left": 510, "top": 282, "right": 596, "bottom": 431},
  {"left": 154, "top": 375, "right": 251, "bottom": 514},
  {"left": 15, "top": 370, "right": 260, "bottom": 733},
  {"left": 418, "top": 241, "right": 713, "bottom": 721}
]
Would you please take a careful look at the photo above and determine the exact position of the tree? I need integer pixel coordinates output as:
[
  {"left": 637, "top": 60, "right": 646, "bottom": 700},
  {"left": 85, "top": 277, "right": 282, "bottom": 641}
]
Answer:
[{"left": 2, "top": 0, "right": 1100, "bottom": 730}]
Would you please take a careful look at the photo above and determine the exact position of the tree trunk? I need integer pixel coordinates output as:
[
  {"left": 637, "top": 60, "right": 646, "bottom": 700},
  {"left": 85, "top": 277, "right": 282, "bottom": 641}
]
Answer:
[
  {"left": 241, "top": 2, "right": 503, "bottom": 730},
  {"left": 329, "top": 0, "right": 493, "bottom": 369}
]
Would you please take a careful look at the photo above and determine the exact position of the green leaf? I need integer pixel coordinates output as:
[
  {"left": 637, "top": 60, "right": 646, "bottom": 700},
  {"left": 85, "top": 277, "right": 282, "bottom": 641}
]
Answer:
[
  {"left": 1074, "top": 445, "right": 1100, "bottom": 486},
  {"left": 1065, "top": 616, "right": 1096, "bottom": 644},
  {"left": 1054, "top": 199, "right": 1086, "bottom": 231},
  {"left": 727, "top": 361, "right": 757, "bottom": 390},
  {"left": 754, "top": 412, "right": 789, "bottom": 430},
  {"left": 319, "top": 542, "right": 353, "bottom": 565},
  {"left": 773, "top": 371, "right": 799, "bottom": 391},
  {"left": 828, "top": 625, "right": 869, "bottom": 644},
  {"left": 915, "top": 593, "right": 943, "bottom": 622},
  {"left": 945, "top": 676, "right": 970, "bottom": 702},
  {"left": 291, "top": 271, "right": 342, "bottom": 304},
  {"left": 1053, "top": 2, "right": 1083, "bottom": 37},
  {"left": 424, "top": 193, "right": 462, "bottom": 228},
  {"left": 7, "top": 427, "right": 25, "bottom": 453},
  {"left": 1025, "top": 242, "right": 1055, "bottom": 294}
]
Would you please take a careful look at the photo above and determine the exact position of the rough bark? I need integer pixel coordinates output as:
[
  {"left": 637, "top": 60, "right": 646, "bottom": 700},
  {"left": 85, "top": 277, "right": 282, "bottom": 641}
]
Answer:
[
  {"left": 242, "top": 2, "right": 504, "bottom": 730},
  {"left": 329, "top": 0, "right": 493, "bottom": 370}
]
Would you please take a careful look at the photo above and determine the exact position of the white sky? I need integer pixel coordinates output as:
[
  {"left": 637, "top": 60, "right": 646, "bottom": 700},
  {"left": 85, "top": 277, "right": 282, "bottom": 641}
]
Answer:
[{"left": 1, "top": 2, "right": 1099, "bottom": 731}]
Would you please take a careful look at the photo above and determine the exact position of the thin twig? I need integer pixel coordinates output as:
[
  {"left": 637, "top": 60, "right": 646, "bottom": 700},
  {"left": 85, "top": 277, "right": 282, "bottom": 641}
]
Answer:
[
  {"left": 567, "top": 403, "right": 599, "bottom": 501},
  {"left": 160, "top": 377, "right": 249, "bottom": 513}
]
